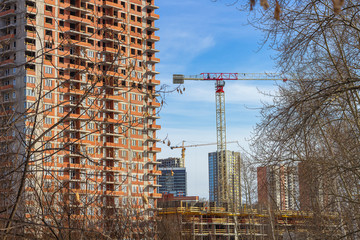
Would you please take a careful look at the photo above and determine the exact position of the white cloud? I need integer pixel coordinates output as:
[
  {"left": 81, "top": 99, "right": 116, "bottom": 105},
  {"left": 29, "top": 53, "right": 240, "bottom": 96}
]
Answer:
[
  {"left": 154, "top": 0, "right": 279, "bottom": 199},
  {"left": 160, "top": 31, "right": 215, "bottom": 62},
  {"left": 165, "top": 81, "right": 277, "bottom": 105}
]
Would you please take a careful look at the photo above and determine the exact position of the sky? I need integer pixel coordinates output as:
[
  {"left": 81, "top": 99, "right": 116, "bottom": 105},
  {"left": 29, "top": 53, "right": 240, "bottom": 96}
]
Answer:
[{"left": 155, "top": 0, "right": 282, "bottom": 199}]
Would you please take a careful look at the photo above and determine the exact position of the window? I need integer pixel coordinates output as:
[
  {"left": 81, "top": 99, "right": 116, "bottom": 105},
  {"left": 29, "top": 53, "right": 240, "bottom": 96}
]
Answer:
[
  {"left": 44, "top": 117, "right": 52, "bottom": 124},
  {"left": 44, "top": 104, "right": 52, "bottom": 112},
  {"left": 45, "top": 66, "right": 52, "bottom": 74},
  {"left": 24, "top": 88, "right": 35, "bottom": 96},
  {"left": 45, "top": 17, "right": 53, "bottom": 24},
  {"left": 59, "top": 106, "right": 64, "bottom": 113},
  {"left": 88, "top": 147, "right": 94, "bottom": 154},
  {"left": 121, "top": 151, "right": 127, "bottom": 157},
  {"left": 44, "top": 180, "right": 51, "bottom": 188},
  {"left": 87, "top": 50, "right": 94, "bottom": 58},
  {"left": 45, "top": 30, "right": 52, "bottom": 36},
  {"left": 44, "top": 92, "right": 52, "bottom": 99},
  {"left": 44, "top": 156, "right": 51, "bottom": 162},
  {"left": 45, "top": 5, "right": 52, "bottom": 12},
  {"left": 132, "top": 140, "right": 136, "bottom": 146},
  {"left": 45, "top": 79, "right": 52, "bottom": 86},
  {"left": 45, "top": 42, "right": 52, "bottom": 49},
  {"left": 58, "top": 156, "right": 63, "bottom": 163},
  {"left": 58, "top": 168, "right": 64, "bottom": 176}
]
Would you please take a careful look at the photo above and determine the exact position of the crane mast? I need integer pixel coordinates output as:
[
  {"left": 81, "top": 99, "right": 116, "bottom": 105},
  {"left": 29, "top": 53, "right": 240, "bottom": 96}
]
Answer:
[
  {"left": 215, "top": 79, "right": 227, "bottom": 206},
  {"left": 173, "top": 72, "right": 287, "bottom": 211}
]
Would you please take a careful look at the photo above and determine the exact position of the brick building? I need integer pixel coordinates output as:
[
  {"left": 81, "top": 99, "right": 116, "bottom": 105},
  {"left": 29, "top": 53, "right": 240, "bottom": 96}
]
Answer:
[{"left": 0, "top": 0, "right": 160, "bottom": 236}]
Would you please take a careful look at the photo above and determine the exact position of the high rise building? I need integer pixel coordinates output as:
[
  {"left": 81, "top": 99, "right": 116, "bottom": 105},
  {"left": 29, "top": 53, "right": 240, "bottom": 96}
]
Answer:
[
  {"left": 0, "top": 0, "right": 160, "bottom": 234},
  {"left": 298, "top": 162, "right": 332, "bottom": 211},
  {"left": 158, "top": 157, "right": 187, "bottom": 197},
  {"left": 208, "top": 151, "right": 241, "bottom": 212},
  {"left": 257, "top": 165, "right": 298, "bottom": 210}
]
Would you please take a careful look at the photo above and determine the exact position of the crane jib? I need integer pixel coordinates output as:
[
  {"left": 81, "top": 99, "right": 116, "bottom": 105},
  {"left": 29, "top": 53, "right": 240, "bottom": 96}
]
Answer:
[{"left": 201, "top": 73, "right": 239, "bottom": 80}]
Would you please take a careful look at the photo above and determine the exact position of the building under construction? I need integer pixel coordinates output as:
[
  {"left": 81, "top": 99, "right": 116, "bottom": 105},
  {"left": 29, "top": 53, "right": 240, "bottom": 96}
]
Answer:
[{"left": 158, "top": 199, "right": 340, "bottom": 240}]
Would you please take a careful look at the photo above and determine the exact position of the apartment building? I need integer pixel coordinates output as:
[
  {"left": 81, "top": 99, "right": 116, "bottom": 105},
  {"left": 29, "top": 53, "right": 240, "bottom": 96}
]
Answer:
[
  {"left": 208, "top": 150, "right": 242, "bottom": 212},
  {"left": 0, "top": 0, "right": 160, "bottom": 235},
  {"left": 257, "top": 165, "right": 298, "bottom": 211},
  {"left": 158, "top": 157, "right": 187, "bottom": 197}
]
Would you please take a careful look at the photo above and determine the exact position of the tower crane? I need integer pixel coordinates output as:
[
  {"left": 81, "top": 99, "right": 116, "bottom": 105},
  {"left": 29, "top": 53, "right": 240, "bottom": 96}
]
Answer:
[
  {"left": 170, "top": 140, "right": 239, "bottom": 165},
  {"left": 173, "top": 72, "right": 288, "bottom": 210}
]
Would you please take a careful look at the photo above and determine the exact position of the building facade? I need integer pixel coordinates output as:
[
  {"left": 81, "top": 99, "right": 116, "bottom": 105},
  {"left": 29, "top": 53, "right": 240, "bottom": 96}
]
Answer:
[
  {"left": 257, "top": 165, "right": 298, "bottom": 211},
  {"left": 0, "top": 0, "right": 160, "bottom": 235},
  {"left": 158, "top": 157, "right": 187, "bottom": 197},
  {"left": 208, "top": 150, "right": 241, "bottom": 212}
]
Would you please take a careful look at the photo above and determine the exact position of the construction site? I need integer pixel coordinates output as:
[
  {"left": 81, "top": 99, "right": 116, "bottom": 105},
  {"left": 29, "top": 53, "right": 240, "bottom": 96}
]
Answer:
[
  {"left": 151, "top": 72, "right": 349, "bottom": 240},
  {"left": 157, "top": 198, "right": 340, "bottom": 240}
]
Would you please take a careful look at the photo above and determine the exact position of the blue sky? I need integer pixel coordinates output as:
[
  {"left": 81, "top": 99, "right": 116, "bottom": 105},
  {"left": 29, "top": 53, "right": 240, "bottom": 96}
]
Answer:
[{"left": 155, "top": 0, "right": 281, "bottom": 199}]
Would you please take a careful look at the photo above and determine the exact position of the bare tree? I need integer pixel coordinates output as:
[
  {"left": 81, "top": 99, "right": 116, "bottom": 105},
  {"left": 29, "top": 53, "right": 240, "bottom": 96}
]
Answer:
[
  {"left": 0, "top": 0, "right": 170, "bottom": 238},
  {"left": 233, "top": 0, "right": 360, "bottom": 239}
]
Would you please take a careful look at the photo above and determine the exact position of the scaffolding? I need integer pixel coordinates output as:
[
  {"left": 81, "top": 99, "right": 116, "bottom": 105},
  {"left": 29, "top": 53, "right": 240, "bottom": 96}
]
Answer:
[{"left": 158, "top": 200, "right": 340, "bottom": 240}]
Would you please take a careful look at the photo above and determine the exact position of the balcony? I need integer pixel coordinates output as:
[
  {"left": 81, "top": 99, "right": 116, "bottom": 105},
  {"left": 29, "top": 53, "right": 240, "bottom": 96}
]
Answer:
[
  {"left": 103, "top": 142, "right": 122, "bottom": 149},
  {"left": 146, "top": 12, "right": 159, "bottom": 21},
  {"left": 65, "top": 15, "right": 92, "bottom": 25},
  {"left": 0, "top": 84, "right": 14, "bottom": 92},
  {"left": 0, "top": 47, "right": 15, "bottom": 55},
  {"left": 0, "top": 59, "right": 15, "bottom": 68},
  {"left": 0, "top": 34, "right": 14, "bottom": 42},
  {"left": 145, "top": 112, "right": 160, "bottom": 119},
  {"left": 146, "top": 56, "right": 160, "bottom": 64},
  {"left": 103, "top": 0, "right": 124, "bottom": 10},
  {"left": 144, "top": 46, "right": 159, "bottom": 54},
  {"left": 149, "top": 192, "right": 162, "bottom": 198},
  {"left": 144, "top": 3, "right": 158, "bottom": 10},
  {"left": 146, "top": 34, "right": 160, "bottom": 42},
  {"left": 145, "top": 24, "right": 159, "bottom": 32},
  {"left": 66, "top": 63, "right": 86, "bottom": 71},
  {"left": 0, "top": 9, "right": 15, "bottom": 18},
  {"left": 148, "top": 147, "right": 161, "bottom": 153},
  {"left": 65, "top": 4, "right": 91, "bottom": 13},
  {"left": 148, "top": 101, "right": 161, "bottom": 108},
  {"left": 148, "top": 124, "right": 160, "bottom": 130},
  {"left": 26, "top": 6, "right": 36, "bottom": 13},
  {"left": 147, "top": 78, "right": 160, "bottom": 85},
  {"left": 0, "top": 72, "right": 15, "bottom": 80},
  {"left": 146, "top": 182, "right": 161, "bottom": 187},
  {"left": 102, "top": 46, "right": 118, "bottom": 54},
  {"left": 65, "top": 27, "right": 92, "bottom": 37}
]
